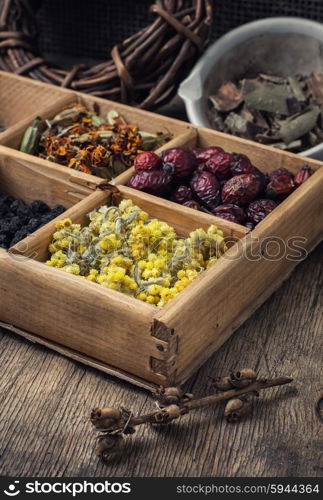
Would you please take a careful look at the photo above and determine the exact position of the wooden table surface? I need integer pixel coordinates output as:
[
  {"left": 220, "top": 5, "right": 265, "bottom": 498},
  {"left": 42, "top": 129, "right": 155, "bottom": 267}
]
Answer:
[{"left": 0, "top": 243, "right": 322, "bottom": 478}]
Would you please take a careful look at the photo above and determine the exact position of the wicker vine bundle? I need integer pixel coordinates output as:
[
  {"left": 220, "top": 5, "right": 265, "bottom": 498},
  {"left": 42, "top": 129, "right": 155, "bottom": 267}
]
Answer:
[{"left": 0, "top": 0, "right": 212, "bottom": 109}]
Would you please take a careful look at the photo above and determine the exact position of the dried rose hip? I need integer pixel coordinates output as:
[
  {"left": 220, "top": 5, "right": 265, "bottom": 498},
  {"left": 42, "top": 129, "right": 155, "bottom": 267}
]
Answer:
[
  {"left": 230, "top": 153, "right": 265, "bottom": 185},
  {"left": 270, "top": 167, "right": 294, "bottom": 179},
  {"left": 212, "top": 203, "right": 246, "bottom": 223},
  {"left": 230, "top": 153, "right": 253, "bottom": 176},
  {"left": 214, "top": 213, "right": 239, "bottom": 223},
  {"left": 221, "top": 174, "right": 261, "bottom": 205},
  {"left": 190, "top": 171, "right": 221, "bottom": 209},
  {"left": 183, "top": 200, "right": 200, "bottom": 210},
  {"left": 204, "top": 152, "right": 234, "bottom": 180},
  {"left": 194, "top": 146, "right": 224, "bottom": 163},
  {"left": 294, "top": 165, "right": 313, "bottom": 187},
  {"left": 128, "top": 170, "right": 173, "bottom": 194},
  {"left": 196, "top": 163, "right": 207, "bottom": 173},
  {"left": 134, "top": 151, "right": 161, "bottom": 172},
  {"left": 247, "top": 199, "right": 277, "bottom": 225},
  {"left": 265, "top": 169, "right": 294, "bottom": 201},
  {"left": 162, "top": 147, "right": 197, "bottom": 179},
  {"left": 170, "top": 185, "right": 193, "bottom": 204}
]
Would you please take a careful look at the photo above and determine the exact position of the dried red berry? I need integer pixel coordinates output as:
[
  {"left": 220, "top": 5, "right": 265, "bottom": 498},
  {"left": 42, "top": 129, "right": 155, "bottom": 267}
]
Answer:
[
  {"left": 183, "top": 200, "right": 200, "bottom": 210},
  {"left": 265, "top": 170, "right": 294, "bottom": 201},
  {"left": 221, "top": 174, "right": 261, "bottom": 205},
  {"left": 134, "top": 151, "right": 161, "bottom": 172},
  {"left": 270, "top": 168, "right": 294, "bottom": 180},
  {"left": 216, "top": 213, "right": 239, "bottom": 223},
  {"left": 212, "top": 203, "right": 246, "bottom": 223},
  {"left": 162, "top": 147, "right": 197, "bottom": 179},
  {"left": 190, "top": 171, "right": 221, "bottom": 209},
  {"left": 205, "top": 152, "right": 234, "bottom": 180},
  {"left": 230, "top": 153, "right": 254, "bottom": 176},
  {"left": 128, "top": 170, "right": 173, "bottom": 195},
  {"left": 230, "top": 153, "right": 265, "bottom": 185},
  {"left": 194, "top": 146, "right": 224, "bottom": 163},
  {"left": 196, "top": 163, "right": 207, "bottom": 173},
  {"left": 247, "top": 199, "right": 277, "bottom": 225},
  {"left": 294, "top": 165, "right": 313, "bottom": 187},
  {"left": 170, "top": 185, "right": 193, "bottom": 204}
]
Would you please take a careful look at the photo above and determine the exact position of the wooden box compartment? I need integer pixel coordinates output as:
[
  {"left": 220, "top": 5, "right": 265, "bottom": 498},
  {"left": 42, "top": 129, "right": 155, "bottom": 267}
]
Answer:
[
  {"left": 0, "top": 145, "right": 97, "bottom": 255},
  {"left": 0, "top": 145, "right": 100, "bottom": 209},
  {"left": 0, "top": 71, "right": 194, "bottom": 182},
  {"left": 0, "top": 73, "right": 322, "bottom": 390},
  {"left": 113, "top": 128, "right": 323, "bottom": 385},
  {"left": 0, "top": 180, "right": 247, "bottom": 388},
  {"left": 0, "top": 71, "right": 66, "bottom": 134}
]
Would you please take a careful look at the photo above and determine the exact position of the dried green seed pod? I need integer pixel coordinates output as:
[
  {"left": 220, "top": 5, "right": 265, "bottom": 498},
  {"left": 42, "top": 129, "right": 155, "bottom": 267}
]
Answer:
[
  {"left": 90, "top": 407, "right": 122, "bottom": 429},
  {"left": 224, "top": 398, "right": 252, "bottom": 423},
  {"left": 212, "top": 376, "right": 233, "bottom": 391}
]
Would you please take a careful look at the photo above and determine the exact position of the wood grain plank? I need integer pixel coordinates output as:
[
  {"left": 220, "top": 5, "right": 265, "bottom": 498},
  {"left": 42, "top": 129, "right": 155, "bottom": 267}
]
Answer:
[{"left": 0, "top": 243, "right": 321, "bottom": 477}]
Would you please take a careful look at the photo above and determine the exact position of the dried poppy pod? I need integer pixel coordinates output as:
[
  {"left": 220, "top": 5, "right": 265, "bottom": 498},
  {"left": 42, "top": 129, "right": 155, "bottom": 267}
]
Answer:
[
  {"left": 154, "top": 386, "right": 193, "bottom": 407},
  {"left": 230, "top": 369, "right": 257, "bottom": 388},
  {"left": 96, "top": 433, "right": 123, "bottom": 459},
  {"left": 211, "top": 375, "right": 234, "bottom": 391},
  {"left": 224, "top": 398, "right": 252, "bottom": 423},
  {"left": 154, "top": 404, "right": 181, "bottom": 424},
  {"left": 90, "top": 407, "right": 122, "bottom": 429}
]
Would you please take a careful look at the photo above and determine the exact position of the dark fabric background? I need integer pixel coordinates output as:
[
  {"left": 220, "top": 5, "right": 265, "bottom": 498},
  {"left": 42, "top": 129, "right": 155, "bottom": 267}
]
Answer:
[{"left": 34, "top": 0, "right": 323, "bottom": 61}]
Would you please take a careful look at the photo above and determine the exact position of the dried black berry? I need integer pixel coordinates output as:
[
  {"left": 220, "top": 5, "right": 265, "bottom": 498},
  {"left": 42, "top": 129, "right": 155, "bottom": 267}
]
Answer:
[
  {"left": 9, "top": 216, "right": 23, "bottom": 234},
  {"left": 30, "top": 199, "right": 50, "bottom": 214},
  {"left": 0, "top": 194, "right": 14, "bottom": 207},
  {"left": 0, "top": 233, "right": 10, "bottom": 249},
  {"left": 10, "top": 229, "right": 29, "bottom": 247},
  {"left": 10, "top": 199, "right": 30, "bottom": 218},
  {"left": 0, "top": 193, "right": 66, "bottom": 250},
  {"left": 50, "top": 205, "right": 66, "bottom": 217},
  {"left": 26, "top": 218, "right": 41, "bottom": 232}
]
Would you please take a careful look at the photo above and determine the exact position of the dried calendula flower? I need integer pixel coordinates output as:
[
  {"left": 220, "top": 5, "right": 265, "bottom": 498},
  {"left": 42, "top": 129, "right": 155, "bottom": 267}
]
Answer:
[
  {"left": 46, "top": 199, "right": 228, "bottom": 307},
  {"left": 20, "top": 104, "right": 172, "bottom": 180}
]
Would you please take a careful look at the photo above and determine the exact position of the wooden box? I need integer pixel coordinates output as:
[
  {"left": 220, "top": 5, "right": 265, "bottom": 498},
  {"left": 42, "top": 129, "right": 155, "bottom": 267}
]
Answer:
[
  {"left": 0, "top": 73, "right": 322, "bottom": 389},
  {"left": 0, "top": 71, "right": 65, "bottom": 133},
  {"left": 0, "top": 71, "right": 194, "bottom": 175}
]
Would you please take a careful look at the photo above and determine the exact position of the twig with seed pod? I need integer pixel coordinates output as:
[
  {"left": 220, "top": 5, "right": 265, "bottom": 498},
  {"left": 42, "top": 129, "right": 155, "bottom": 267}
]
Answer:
[{"left": 90, "top": 369, "right": 293, "bottom": 462}]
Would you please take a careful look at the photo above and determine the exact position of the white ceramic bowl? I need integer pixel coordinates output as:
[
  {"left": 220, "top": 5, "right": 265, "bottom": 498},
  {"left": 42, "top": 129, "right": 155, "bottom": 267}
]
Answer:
[{"left": 178, "top": 18, "right": 323, "bottom": 160}]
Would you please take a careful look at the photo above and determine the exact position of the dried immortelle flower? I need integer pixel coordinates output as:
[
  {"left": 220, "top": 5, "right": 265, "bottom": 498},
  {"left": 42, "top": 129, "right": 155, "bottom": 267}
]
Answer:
[{"left": 46, "top": 199, "right": 228, "bottom": 307}]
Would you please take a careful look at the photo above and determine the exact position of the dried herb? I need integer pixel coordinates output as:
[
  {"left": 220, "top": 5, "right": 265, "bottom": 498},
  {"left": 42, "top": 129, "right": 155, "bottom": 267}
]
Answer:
[
  {"left": 128, "top": 148, "right": 314, "bottom": 228},
  {"left": 0, "top": 194, "right": 65, "bottom": 249},
  {"left": 20, "top": 104, "right": 172, "bottom": 180},
  {"left": 90, "top": 369, "right": 293, "bottom": 462},
  {"left": 46, "top": 198, "right": 227, "bottom": 307},
  {"left": 208, "top": 73, "right": 323, "bottom": 153}
]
